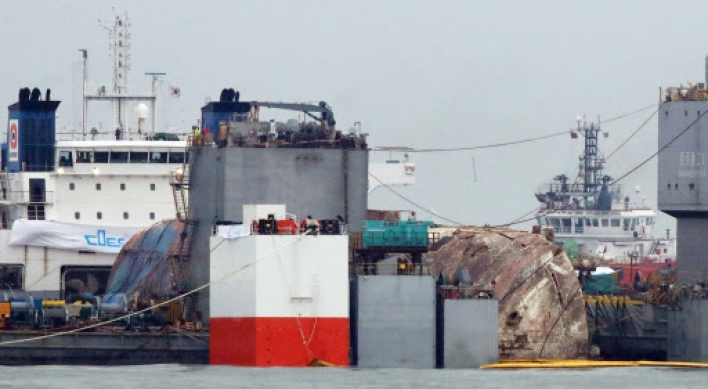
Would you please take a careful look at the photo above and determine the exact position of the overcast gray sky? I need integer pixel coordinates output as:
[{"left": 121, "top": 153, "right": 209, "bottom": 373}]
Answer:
[{"left": 2, "top": 0, "right": 705, "bottom": 234}]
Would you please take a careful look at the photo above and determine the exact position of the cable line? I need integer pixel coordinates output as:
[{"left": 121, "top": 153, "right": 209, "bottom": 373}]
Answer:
[
  {"left": 368, "top": 172, "right": 465, "bottom": 226},
  {"left": 386, "top": 131, "right": 568, "bottom": 153},
  {"left": 371, "top": 103, "right": 658, "bottom": 154},
  {"left": 605, "top": 108, "right": 659, "bottom": 161},
  {"left": 601, "top": 103, "right": 657, "bottom": 125}
]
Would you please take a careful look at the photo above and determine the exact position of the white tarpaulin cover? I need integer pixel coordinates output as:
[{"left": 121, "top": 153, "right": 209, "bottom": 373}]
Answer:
[
  {"left": 9, "top": 219, "right": 143, "bottom": 254},
  {"left": 216, "top": 224, "right": 251, "bottom": 239}
]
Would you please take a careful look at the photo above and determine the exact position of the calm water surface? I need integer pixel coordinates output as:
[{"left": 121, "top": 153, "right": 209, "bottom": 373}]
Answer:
[{"left": 0, "top": 365, "right": 706, "bottom": 389}]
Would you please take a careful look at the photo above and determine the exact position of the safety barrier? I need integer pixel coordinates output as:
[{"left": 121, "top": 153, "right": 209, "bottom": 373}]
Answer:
[
  {"left": 438, "top": 285, "right": 494, "bottom": 300},
  {"left": 351, "top": 262, "right": 431, "bottom": 276}
]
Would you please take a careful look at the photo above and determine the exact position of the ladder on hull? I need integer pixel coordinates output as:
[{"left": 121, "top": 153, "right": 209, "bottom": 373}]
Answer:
[
  {"left": 167, "top": 136, "right": 199, "bottom": 310},
  {"left": 170, "top": 137, "right": 197, "bottom": 220},
  {"left": 167, "top": 220, "right": 196, "bottom": 294}
]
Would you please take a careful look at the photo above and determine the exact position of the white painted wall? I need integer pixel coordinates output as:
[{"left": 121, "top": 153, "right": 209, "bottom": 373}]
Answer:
[
  {"left": 210, "top": 235, "right": 349, "bottom": 319},
  {"left": 53, "top": 174, "right": 176, "bottom": 226}
]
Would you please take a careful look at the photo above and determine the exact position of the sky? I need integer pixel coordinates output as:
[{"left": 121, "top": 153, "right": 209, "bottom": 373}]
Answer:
[{"left": 1, "top": 0, "right": 706, "bottom": 234}]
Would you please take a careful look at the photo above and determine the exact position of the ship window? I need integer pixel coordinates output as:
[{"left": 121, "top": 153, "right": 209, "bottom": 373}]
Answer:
[
  {"left": 149, "top": 212, "right": 155, "bottom": 220},
  {"left": 664, "top": 248, "right": 668, "bottom": 254},
  {"left": 150, "top": 183, "right": 156, "bottom": 191},
  {"left": 647, "top": 217, "right": 654, "bottom": 225},
  {"left": 130, "top": 152, "right": 148, "bottom": 163},
  {"left": 75, "top": 212, "right": 80, "bottom": 220},
  {"left": 690, "top": 183, "right": 695, "bottom": 190},
  {"left": 550, "top": 218, "right": 560, "bottom": 230},
  {"left": 602, "top": 219, "right": 609, "bottom": 227},
  {"left": 76, "top": 151, "right": 93, "bottom": 163},
  {"left": 168, "top": 152, "right": 185, "bottom": 164},
  {"left": 665, "top": 111, "right": 668, "bottom": 117},
  {"left": 150, "top": 152, "right": 167, "bottom": 163},
  {"left": 611, "top": 219, "right": 620, "bottom": 227},
  {"left": 123, "top": 212, "right": 129, "bottom": 220},
  {"left": 96, "top": 183, "right": 101, "bottom": 191},
  {"left": 631, "top": 218, "right": 638, "bottom": 231},
  {"left": 675, "top": 183, "right": 678, "bottom": 190},
  {"left": 0, "top": 265, "right": 23, "bottom": 289},
  {"left": 668, "top": 183, "right": 671, "bottom": 190},
  {"left": 585, "top": 218, "right": 591, "bottom": 227},
  {"left": 561, "top": 218, "right": 571, "bottom": 234},
  {"left": 623, "top": 219, "right": 631, "bottom": 231},
  {"left": 120, "top": 183, "right": 126, "bottom": 191},
  {"left": 69, "top": 183, "right": 75, "bottom": 191},
  {"left": 110, "top": 151, "right": 128, "bottom": 163},
  {"left": 574, "top": 219, "right": 584, "bottom": 234},
  {"left": 58, "top": 151, "right": 73, "bottom": 167},
  {"left": 94, "top": 152, "right": 109, "bottom": 163},
  {"left": 97, "top": 212, "right": 102, "bottom": 220},
  {"left": 685, "top": 111, "right": 688, "bottom": 116}
]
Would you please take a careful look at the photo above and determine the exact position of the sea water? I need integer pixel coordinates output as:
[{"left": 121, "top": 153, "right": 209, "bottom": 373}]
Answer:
[{"left": 0, "top": 365, "right": 705, "bottom": 389}]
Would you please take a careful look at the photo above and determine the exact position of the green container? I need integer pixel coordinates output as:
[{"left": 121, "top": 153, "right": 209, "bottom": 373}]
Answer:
[{"left": 362, "top": 220, "right": 433, "bottom": 248}]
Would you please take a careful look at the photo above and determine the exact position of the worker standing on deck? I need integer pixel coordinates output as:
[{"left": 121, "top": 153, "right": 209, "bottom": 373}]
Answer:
[
  {"left": 192, "top": 126, "right": 202, "bottom": 146},
  {"left": 305, "top": 215, "right": 320, "bottom": 234}
]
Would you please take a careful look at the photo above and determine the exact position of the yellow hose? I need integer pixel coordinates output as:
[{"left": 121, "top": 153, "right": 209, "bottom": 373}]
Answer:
[{"left": 481, "top": 359, "right": 708, "bottom": 369}]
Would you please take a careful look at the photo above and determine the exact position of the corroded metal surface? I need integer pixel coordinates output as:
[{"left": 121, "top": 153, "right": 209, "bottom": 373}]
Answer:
[
  {"left": 428, "top": 228, "right": 588, "bottom": 359},
  {"left": 106, "top": 219, "right": 187, "bottom": 299}
]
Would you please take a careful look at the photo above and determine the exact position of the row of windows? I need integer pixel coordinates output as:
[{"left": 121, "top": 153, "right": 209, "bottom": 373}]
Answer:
[
  {"left": 540, "top": 216, "right": 654, "bottom": 234},
  {"left": 665, "top": 110, "right": 702, "bottom": 117},
  {"left": 75, "top": 212, "right": 156, "bottom": 220},
  {"left": 59, "top": 151, "right": 186, "bottom": 167},
  {"left": 69, "top": 183, "right": 157, "bottom": 191}
]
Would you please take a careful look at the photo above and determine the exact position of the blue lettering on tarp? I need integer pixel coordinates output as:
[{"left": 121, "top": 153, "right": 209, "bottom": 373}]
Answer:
[{"left": 84, "top": 230, "right": 126, "bottom": 248}]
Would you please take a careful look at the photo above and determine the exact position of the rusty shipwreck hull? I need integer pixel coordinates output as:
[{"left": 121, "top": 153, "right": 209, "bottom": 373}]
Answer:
[{"left": 429, "top": 228, "right": 589, "bottom": 359}]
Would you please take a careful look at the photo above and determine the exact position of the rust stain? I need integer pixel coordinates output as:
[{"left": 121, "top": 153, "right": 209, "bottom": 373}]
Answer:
[{"left": 428, "top": 227, "right": 589, "bottom": 359}]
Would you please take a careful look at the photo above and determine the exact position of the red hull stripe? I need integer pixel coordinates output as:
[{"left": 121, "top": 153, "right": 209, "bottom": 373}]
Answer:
[{"left": 210, "top": 317, "right": 349, "bottom": 367}]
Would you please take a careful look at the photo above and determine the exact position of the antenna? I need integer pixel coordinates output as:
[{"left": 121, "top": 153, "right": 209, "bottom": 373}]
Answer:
[
  {"left": 79, "top": 49, "right": 88, "bottom": 140},
  {"left": 472, "top": 156, "right": 478, "bottom": 182},
  {"left": 146, "top": 72, "right": 166, "bottom": 136},
  {"left": 99, "top": 12, "right": 132, "bottom": 131}
]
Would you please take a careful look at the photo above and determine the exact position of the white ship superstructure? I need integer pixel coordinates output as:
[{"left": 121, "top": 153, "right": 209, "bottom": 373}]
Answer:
[
  {"left": 0, "top": 135, "right": 187, "bottom": 298},
  {"left": 535, "top": 120, "right": 676, "bottom": 264}
]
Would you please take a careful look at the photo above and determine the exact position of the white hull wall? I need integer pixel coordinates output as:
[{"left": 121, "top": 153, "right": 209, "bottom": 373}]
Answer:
[{"left": 0, "top": 230, "right": 117, "bottom": 292}]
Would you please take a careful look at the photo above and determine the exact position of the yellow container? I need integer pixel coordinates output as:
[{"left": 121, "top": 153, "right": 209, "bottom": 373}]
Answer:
[{"left": 42, "top": 300, "right": 66, "bottom": 308}]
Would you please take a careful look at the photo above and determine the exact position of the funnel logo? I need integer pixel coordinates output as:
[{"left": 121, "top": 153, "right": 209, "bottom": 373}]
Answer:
[
  {"left": 84, "top": 229, "right": 126, "bottom": 248},
  {"left": 8, "top": 120, "right": 18, "bottom": 162}
]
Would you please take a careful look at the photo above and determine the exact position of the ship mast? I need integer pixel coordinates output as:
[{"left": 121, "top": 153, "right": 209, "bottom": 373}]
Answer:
[
  {"left": 573, "top": 116, "right": 610, "bottom": 209},
  {"left": 82, "top": 11, "right": 157, "bottom": 139},
  {"left": 109, "top": 13, "right": 131, "bottom": 133}
]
